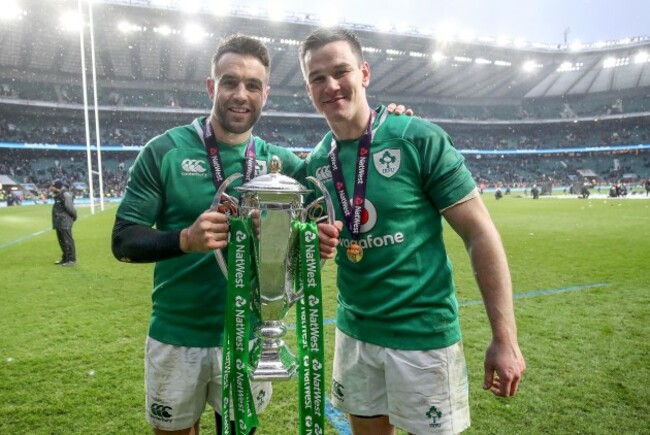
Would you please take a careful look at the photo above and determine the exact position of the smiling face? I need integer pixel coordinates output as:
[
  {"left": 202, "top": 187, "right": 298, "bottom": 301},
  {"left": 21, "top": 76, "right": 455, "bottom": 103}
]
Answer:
[
  {"left": 302, "top": 40, "right": 371, "bottom": 139},
  {"left": 207, "top": 52, "right": 269, "bottom": 144}
]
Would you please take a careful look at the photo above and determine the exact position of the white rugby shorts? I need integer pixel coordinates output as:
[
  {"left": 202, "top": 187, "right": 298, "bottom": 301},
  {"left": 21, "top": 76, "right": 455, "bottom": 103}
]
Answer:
[
  {"left": 331, "top": 328, "right": 470, "bottom": 434},
  {"left": 144, "top": 337, "right": 272, "bottom": 431}
]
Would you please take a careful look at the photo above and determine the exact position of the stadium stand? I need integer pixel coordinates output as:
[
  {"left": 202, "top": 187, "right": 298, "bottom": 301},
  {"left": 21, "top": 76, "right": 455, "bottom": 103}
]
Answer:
[{"left": 1, "top": 0, "right": 649, "bottom": 201}]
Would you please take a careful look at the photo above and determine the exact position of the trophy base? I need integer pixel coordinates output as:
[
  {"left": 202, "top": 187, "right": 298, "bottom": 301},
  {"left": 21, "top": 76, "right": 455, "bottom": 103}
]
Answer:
[{"left": 252, "top": 344, "right": 298, "bottom": 381}]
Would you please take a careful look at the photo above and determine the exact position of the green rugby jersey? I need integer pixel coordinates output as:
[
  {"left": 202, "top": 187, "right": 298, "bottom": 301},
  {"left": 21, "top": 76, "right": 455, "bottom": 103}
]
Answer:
[
  {"left": 300, "top": 106, "right": 476, "bottom": 350},
  {"left": 117, "top": 117, "right": 303, "bottom": 347}
]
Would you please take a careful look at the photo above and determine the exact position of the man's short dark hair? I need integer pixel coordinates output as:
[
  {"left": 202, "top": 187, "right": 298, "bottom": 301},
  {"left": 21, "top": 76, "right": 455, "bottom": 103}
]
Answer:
[
  {"left": 299, "top": 26, "right": 364, "bottom": 77},
  {"left": 212, "top": 35, "right": 271, "bottom": 82}
]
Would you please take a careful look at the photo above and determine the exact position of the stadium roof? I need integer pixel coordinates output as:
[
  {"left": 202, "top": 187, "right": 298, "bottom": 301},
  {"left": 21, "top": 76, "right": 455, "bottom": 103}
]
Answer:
[{"left": 1, "top": 0, "right": 649, "bottom": 104}]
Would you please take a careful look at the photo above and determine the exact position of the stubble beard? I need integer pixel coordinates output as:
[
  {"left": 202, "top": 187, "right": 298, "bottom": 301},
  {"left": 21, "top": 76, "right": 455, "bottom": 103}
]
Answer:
[{"left": 215, "top": 103, "right": 261, "bottom": 135}]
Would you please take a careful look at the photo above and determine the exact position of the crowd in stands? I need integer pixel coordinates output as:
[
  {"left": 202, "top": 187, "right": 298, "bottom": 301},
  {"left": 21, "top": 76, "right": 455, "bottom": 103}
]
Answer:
[
  {"left": 2, "top": 112, "right": 648, "bottom": 153},
  {"left": 2, "top": 79, "right": 649, "bottom": 121},
  {"left": 0, "top": 149, "right": 130, "bottom": 200},
  {"left": 465, "top": 152, "right": 650, "bottom": 187},
  {"left": 2, "top": 146, "right": 648, "bottom": 203},
  {"left": 2, "top": 80, "right": 650, "bottom": 201}
]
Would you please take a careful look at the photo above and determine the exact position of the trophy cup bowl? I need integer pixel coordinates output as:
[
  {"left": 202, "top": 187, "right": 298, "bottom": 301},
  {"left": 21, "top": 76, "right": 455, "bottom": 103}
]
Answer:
[{"left": 214, "top": 157, "right": 334, "bottom": 381}]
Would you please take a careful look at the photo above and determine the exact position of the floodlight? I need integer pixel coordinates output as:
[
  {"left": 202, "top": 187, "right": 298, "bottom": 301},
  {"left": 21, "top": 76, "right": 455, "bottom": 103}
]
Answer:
[
  {"left": 59, "top": 10, "right": 82, "bottom": 33},
  {"left": 569, "top": 40, "right": 584, "bottom": 51},
  {"left": 117, "top": 21, "right": 132, "bottom": 33},
  {"left": 634, "top": 52, "right": 649, "bottom": 64},
  {"left": 268, "top": 9, "right": 285, "bottom": 21},
  {"left": 514, "top": 38, "right": 527, "bottom": 48},
  {"left": 154, "top": 25, "right": 173, "bottom": 36},
  {"left": 431, "top": 52, "right": 446, "bottom": 62},
  {"left": 184, "top": 25, "right": 207, "bottom": 43},
  {"left": 603, "top": 57, "right": 616, "bottom": 68},
  {"left": 522, "top": 60, "right": 542, "bottom": 72},
  {"left": 267, "top": 1, "right": 285, "bottom": 21},
  {"left": 362, "top": 46, "right": 381, "bottom": 54},
  {"left": 0, "top": 0, "right": 23, "bottom": 21}
]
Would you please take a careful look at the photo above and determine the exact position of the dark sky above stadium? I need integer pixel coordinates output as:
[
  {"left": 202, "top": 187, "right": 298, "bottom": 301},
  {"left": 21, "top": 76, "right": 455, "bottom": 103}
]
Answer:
[{"left": 234, "top": 0, "right": 648, "bottom": 45}]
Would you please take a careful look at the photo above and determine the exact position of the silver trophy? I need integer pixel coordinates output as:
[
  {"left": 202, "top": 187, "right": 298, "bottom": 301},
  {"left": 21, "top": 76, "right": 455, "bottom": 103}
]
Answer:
[{"left": 213, "top": 156, "right": 334, "bottom": 381}]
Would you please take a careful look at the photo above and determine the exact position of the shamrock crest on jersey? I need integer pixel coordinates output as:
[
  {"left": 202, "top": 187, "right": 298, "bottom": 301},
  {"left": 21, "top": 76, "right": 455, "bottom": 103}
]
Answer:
[{"left": 373, "top": 148, "right": 401, "bottom": 178}]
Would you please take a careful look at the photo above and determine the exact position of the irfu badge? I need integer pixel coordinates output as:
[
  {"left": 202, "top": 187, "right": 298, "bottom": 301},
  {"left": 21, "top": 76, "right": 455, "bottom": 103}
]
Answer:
[{"left": 373, "top": 148, "right": 401, "bottom": 178}]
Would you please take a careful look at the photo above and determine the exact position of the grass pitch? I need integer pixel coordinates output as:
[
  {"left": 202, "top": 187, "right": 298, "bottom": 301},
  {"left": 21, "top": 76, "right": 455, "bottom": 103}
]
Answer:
[{"left": 1, "top": 195, "right": 649, "bottom": 434}]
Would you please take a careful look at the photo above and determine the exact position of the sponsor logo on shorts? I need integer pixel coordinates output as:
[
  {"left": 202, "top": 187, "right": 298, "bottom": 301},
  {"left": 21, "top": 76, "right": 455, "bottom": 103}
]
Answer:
[
  {"left": 426, "top": 405, "right": 442, "bottom": 428},
  {"left": 332, "top": 379, "right": 345, "bottom": 402},
  {"left": 256, "top": 388, "right": 267, "bottom": 405},
  {"left": 181, "top": 159, "right": 208, "bottom": 176},
  {"left": 149, "top": 403, "right": 173, "bottom": 422}
]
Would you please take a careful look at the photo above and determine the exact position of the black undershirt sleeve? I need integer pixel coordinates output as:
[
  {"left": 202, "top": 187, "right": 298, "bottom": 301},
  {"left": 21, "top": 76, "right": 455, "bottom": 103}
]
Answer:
[{"left": 111, "top": 216, "right": 185, "bottom": 263}]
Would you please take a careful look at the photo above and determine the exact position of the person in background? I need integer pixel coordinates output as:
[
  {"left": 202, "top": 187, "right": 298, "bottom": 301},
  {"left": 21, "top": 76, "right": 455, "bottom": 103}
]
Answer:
[
  {"left": 531, "top": 184, "right": 540, "bottom": 199},
  {"left": 298, "top": 26, "right": 525, "bottom": 434},
  {"left": 51, "top": 179, "right": 77, "bottom": 266}
]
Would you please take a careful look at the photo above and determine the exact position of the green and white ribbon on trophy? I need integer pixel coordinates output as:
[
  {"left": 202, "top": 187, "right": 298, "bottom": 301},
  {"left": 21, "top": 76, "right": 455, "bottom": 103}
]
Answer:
[
  {"left": 294, "top": 220, "right": 326, "bottom": 435},
  {"left": 221, "top": 217, "right": 325, "bottom": 435},
  {"left": 222, "top": 216, "right": 260, "bottom": 435}
]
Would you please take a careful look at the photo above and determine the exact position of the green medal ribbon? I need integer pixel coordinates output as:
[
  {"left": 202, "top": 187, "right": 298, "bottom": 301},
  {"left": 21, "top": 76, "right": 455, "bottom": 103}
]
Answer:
[
  {"left": 222, "top": 217, "right": 260, "bottom": 435},
  {"left": 293, "top": 220, "right": 326, "bottom": 435}
]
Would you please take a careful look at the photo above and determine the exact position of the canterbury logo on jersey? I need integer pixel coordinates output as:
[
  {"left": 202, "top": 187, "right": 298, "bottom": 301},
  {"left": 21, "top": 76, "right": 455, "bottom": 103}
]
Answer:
[
  {"left": 181, "top": 159, "right": 269, "bottom": 176},
  {"left": 181, "top": 159, "right": 208, "bottom": 176},
  {"left": 149, "top": 403, "right": 173, "bottom": 421},
  {"left": 315, "top": 165, "right": 332, "bottom": 183}
]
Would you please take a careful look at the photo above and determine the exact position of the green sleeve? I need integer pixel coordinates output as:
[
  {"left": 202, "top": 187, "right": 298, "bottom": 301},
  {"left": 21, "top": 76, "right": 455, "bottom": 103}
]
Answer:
[
  {"left": 409, "top": 122, "right": 476, "bottom": 210},
  {"left": 116, "top": 138, "right": 166, "bottom": 226}
]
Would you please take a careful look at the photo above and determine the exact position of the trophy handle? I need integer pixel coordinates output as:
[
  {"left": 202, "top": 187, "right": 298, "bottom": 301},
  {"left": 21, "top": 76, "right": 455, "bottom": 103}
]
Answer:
[
  {"left": 212, "top": 173, "right": 243, "bottom": 280},
  {"left": 303, "top": 176, "right": 336, "bottom": 269}
]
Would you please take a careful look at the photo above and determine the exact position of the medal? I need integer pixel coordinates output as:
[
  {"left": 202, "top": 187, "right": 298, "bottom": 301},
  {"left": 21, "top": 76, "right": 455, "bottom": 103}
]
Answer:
[
  {"left": 329, "top": 108, "right": 388, "bottom": 263},
  {"left": 346, "top": 242, "right": 363, "bottom": 263}
]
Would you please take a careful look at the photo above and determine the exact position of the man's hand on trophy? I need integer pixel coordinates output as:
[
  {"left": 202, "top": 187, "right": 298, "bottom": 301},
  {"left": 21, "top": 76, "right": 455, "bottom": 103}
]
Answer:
[
  {"left": 180, "top": 210, "right": 230, "bottom": 253},
  {"left": 386, "top": 103, "right": 414, "bottom": 116},
  {"left": 318, "top": 221, "right": 343, "bottom": 259},
  {"left": 249, "top": 209, "right": 261, "bottom": 238}
]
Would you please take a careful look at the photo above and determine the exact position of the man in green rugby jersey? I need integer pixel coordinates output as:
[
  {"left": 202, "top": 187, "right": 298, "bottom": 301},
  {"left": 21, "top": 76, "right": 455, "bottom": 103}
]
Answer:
[
  {"left": 111, "top": 33, "right": 407, "bottom": 435},
  {"left": 298, "top": 27, "right": 526, "bottom": 435},
  {"left": 111, "top": 35, "right": 336, "bottom": 435}
]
